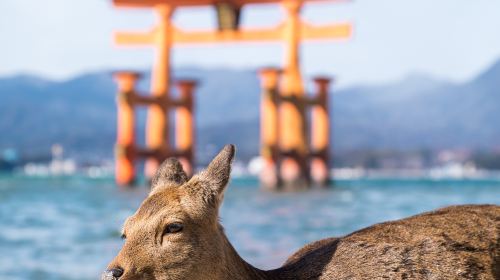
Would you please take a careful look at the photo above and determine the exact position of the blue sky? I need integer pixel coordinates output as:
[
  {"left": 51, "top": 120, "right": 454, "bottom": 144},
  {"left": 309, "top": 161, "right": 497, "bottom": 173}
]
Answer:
[{"left": 1, "top": 0, "right": 499, "bottom": 87}]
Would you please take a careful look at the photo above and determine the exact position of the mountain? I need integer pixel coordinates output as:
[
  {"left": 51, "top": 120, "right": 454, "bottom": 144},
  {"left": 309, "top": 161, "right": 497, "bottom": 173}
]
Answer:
[
  {"left": 334, "top": 61, "right": 500, "bottom": 151},
  {"left": 0, "top": 68, "right": 261, "bottom": 162},
  {"left": 1, "top": 60, "right": 499, "bottom": 163}
]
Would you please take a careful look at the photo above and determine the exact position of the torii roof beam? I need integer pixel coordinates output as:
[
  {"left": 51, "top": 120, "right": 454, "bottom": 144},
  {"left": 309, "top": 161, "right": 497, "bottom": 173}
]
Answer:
[
  {"left": 114, "top": 0, "right": 349, "bottom": 8},
  {"left": 115, "top": 22, "right": 351, "bottom": 45}
]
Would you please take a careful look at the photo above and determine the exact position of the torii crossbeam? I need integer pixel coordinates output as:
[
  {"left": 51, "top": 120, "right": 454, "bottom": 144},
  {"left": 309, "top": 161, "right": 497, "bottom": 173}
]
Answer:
[{"left": 113, "top": 0, "right": 352, "bottom": 189}]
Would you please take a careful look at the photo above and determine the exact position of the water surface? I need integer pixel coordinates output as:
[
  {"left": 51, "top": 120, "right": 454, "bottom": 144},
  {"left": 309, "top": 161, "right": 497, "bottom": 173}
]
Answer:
[{"left": 1, "top": 175, "right": 499, "bottom": 279}]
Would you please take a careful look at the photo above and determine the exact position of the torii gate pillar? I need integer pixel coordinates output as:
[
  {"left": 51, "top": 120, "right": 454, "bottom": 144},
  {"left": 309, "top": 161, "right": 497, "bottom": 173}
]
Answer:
[
  {"left": 145, "top": 5, "right": 174, "bottom": 178},
  {"left": 279, "top": 0, "right": 308, "bottom": 189}
]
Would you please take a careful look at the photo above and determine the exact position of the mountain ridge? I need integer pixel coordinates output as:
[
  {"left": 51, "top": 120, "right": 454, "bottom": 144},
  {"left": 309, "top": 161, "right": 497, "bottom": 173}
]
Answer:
[{"left": 1, "top": 60, "right": 499, "bottom": 162}]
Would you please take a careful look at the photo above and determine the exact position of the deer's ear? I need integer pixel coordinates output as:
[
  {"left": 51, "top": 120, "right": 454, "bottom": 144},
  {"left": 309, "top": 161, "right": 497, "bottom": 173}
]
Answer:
[
  {"left": 150, "top": 158, "right": 188, "bottom": 195},
  {"left": 189, "top": 144, "right": 235, "bottom": 206}
]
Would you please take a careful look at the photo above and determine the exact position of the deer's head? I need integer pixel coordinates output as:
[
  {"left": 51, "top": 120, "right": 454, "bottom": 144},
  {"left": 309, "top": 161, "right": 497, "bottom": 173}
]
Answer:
[{"left": 102, "top": 145, "right": 235, "bottom": 280}]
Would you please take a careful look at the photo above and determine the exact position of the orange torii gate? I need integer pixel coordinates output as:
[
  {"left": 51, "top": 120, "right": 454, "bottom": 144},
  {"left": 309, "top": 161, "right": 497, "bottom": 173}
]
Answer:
[{"left": 113, "top": 0, "right": 351, "bottom": 189}]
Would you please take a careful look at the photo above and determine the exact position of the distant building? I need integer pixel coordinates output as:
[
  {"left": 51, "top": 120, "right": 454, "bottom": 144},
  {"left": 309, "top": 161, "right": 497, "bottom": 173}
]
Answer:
[
  {"left": 0, "top": 149, "right": 18, "bottom": 172},
  {"left": 23, "top": 144, "right": 76, "bottom": 176}
]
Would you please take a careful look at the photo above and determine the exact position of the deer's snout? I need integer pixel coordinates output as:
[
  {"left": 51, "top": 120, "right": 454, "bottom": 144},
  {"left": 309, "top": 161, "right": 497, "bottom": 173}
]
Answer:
[{"left": 101, "top": 267, "right": 124, "bottom": 280}]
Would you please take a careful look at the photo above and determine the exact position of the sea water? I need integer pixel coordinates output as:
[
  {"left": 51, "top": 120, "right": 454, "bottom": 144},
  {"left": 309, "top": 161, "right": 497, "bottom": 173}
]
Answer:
[{"left": 1, "top": 175, "right": 499, "bottom": 280}]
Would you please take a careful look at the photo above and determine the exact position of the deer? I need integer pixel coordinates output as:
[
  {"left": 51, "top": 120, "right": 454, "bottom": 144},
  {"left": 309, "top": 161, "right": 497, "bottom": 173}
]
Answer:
[{"left": 102, "top": 144, "right": 499, "bottom": 280}]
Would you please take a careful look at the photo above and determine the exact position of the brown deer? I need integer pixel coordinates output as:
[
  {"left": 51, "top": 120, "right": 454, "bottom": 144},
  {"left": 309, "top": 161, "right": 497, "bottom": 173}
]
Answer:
[{"left": 102, "top": 145, "right": 499, "bottom": 280}]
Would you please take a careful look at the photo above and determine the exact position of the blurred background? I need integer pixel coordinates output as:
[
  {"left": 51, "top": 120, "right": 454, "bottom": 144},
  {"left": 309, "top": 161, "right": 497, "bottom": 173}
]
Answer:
[{"left": 1, "top": 0, "right": 500, "bottom": 279}]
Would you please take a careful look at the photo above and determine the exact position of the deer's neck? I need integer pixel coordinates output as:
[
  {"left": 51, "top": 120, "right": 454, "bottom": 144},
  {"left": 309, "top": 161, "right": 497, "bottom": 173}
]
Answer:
[{"left": 218, "top": 233, "right": 270, "bottom": 280}]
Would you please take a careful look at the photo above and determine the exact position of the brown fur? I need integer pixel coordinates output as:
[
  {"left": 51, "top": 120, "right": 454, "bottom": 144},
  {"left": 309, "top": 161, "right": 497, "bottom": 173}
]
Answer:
[{"left": 103, "top": 145, "right": 500, "bottom": 280}]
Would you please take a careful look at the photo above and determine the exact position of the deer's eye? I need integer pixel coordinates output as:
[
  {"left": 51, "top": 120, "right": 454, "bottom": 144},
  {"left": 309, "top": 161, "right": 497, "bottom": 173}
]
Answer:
[{"left": 164, "top": 223, "right": 183, "bottom": 234}]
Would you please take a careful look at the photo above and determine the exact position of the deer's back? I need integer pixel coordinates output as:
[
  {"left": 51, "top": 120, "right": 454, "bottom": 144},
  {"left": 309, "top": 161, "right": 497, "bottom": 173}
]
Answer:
[{"left": 273, "top": 204, "right": 500, "bottom": 280}]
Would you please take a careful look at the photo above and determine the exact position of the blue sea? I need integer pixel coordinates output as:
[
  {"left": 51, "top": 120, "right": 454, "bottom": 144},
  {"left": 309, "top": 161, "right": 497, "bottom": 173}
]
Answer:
[{"left": 1, "top": 175, "right": 499, "bottom": 280}]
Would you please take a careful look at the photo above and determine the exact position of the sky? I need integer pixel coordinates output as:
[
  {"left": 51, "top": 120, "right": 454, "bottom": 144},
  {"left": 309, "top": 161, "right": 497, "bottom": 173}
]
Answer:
[{"left": 1, "top": 0, "right": 500, "bottom": 87}]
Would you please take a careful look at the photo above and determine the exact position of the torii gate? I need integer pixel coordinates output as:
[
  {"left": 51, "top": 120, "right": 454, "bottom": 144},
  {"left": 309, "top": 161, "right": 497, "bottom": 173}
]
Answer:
[{"left": 112, "top": 0, "right": 351, "bottom": 189}]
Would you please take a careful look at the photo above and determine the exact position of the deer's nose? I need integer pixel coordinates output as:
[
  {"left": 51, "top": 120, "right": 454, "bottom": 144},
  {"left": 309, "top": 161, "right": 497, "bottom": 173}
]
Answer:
[
  {"left": 103, "top": 267, "right": 124, "bottom": 279},
  {"left": 110, "top": 268, "right": 124, "bottom": 278}
]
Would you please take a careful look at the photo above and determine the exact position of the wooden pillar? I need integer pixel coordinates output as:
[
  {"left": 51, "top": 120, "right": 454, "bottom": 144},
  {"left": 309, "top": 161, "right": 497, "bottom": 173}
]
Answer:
[
  {"left": 311, "top": 77, "right": 331, "bottom": 186},
  {"left": 145, "top": 4, "right": 174, "bottom": 178},
  {"left": 114, "top": 72, "right": 140, "bottom": 186},
  {"left": 280, "top": 0, "right": 309, "bottom": 189},
  {"left": 259, "top": 68, "right": 281, "bottom": 189},
  {"left": 175, "top": 80, "right": 196, "bottom": 176}
]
